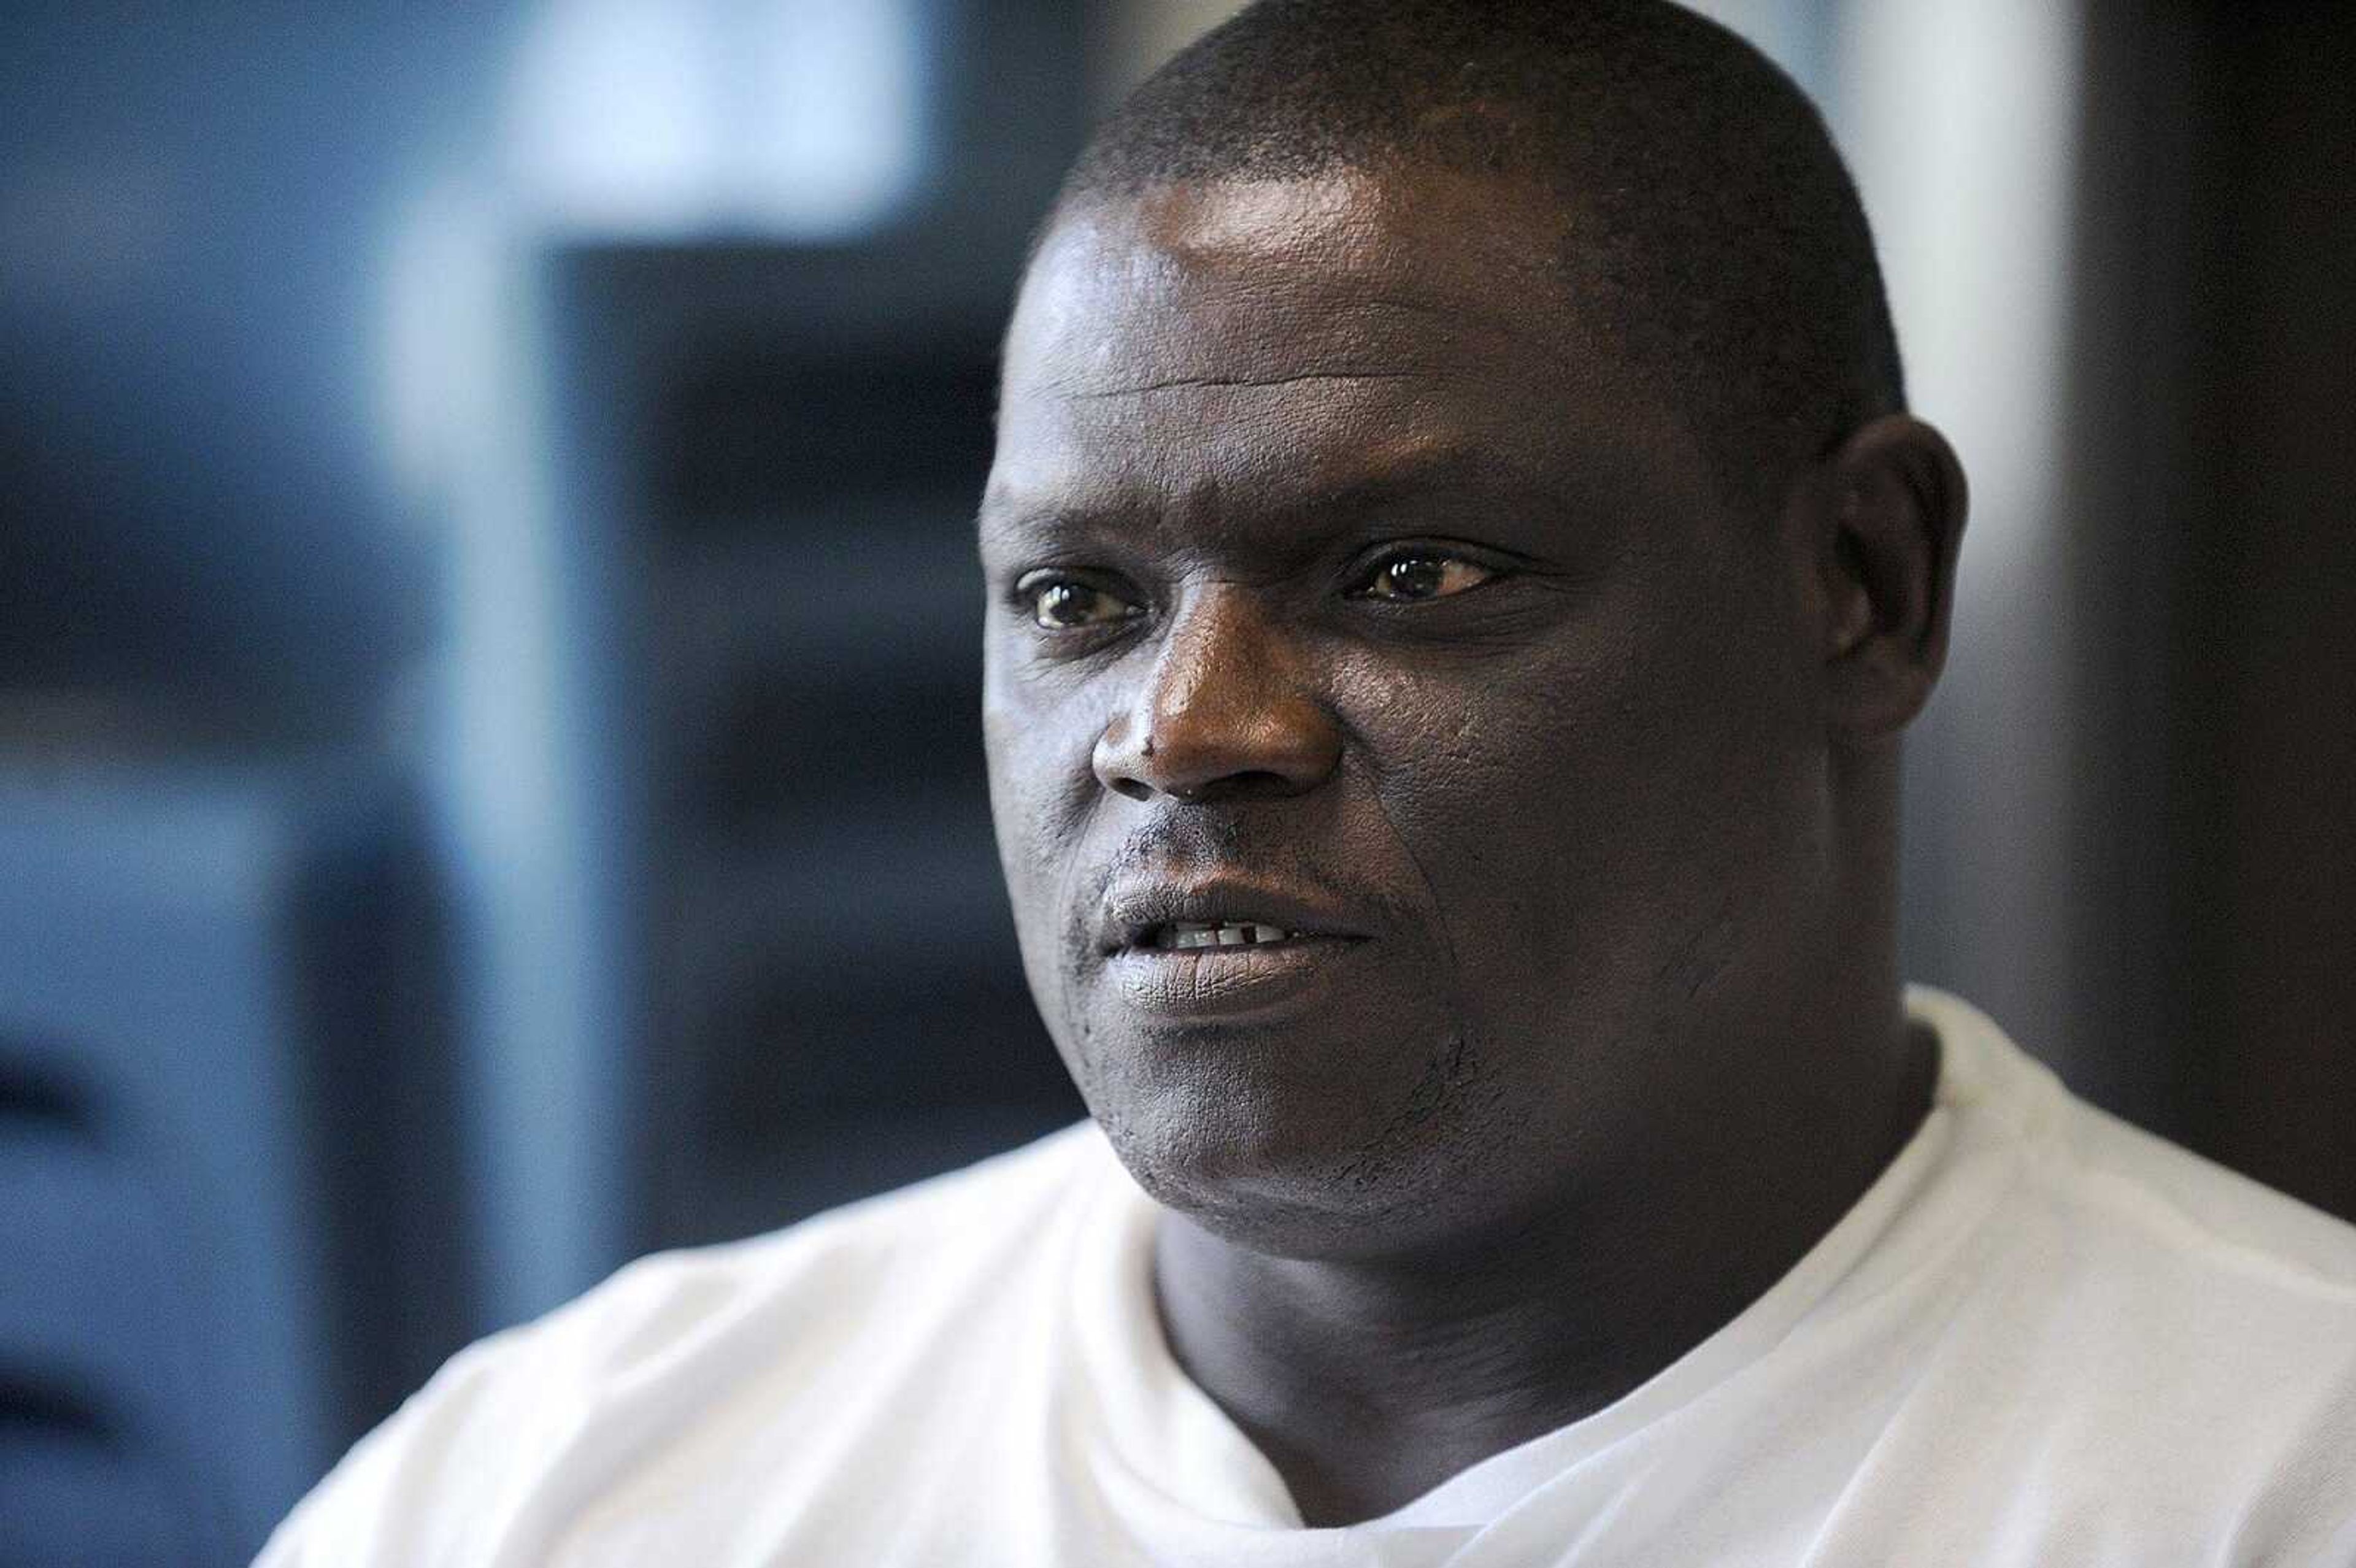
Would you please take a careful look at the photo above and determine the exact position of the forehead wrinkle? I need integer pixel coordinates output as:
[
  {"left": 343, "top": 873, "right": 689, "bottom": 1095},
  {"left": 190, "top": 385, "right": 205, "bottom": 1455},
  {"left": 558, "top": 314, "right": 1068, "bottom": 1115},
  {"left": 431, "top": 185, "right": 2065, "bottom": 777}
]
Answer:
[
  {"left": 1061, "top": 368, "right": 1425, "bottom": 401},
  {"left": 1014, "top": 208, "right": 1548, "bottom": 402},
  {"left": 982, "top": 429, "right": 1579, "bottom": 564},
  {"left": 1017, "top": 291, "right": 1478, "bottom": 401},
  {"left": 1010, "top": 246, "right": 1624, "bottom": 427}
]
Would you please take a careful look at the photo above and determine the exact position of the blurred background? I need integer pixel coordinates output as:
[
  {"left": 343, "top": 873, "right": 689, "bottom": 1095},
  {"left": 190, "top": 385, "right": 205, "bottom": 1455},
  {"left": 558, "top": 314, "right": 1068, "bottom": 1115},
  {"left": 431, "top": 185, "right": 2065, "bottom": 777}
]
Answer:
[{"left": 1, "top": 1, "right": 2349, "bottom": 1562}]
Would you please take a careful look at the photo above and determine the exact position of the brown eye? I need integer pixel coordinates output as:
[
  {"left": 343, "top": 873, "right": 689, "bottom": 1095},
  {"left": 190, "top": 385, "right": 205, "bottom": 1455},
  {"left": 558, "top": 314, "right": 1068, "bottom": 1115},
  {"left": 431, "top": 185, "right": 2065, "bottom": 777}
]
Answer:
[
  {"left": 1356, "top": 554, "right": 1496, "bottom": 602},
  {"left": 1023, "top": 576, "right": 1139, "bottom": 629}
]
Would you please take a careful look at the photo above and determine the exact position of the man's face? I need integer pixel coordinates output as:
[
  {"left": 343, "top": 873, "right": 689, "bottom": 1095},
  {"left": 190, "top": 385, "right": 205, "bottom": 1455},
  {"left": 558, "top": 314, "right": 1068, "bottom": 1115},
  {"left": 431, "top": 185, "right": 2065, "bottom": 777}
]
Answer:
[{"left": 980, "top": 169, "right": 1834, "bottom": 1260}]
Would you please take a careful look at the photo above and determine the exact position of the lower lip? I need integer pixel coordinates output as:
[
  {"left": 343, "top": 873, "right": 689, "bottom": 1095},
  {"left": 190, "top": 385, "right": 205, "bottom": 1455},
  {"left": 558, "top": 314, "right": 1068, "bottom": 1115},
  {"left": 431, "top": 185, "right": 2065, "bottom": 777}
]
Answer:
[{"left": 1103, "top": 937, "right": 1368, "bottom": 1018}]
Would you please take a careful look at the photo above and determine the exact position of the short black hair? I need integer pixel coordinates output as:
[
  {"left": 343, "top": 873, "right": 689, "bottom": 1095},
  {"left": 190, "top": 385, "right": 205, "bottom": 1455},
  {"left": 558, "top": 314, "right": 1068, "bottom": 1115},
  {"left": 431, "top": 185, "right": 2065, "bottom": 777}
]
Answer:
[{"left": 1053, "top": 0, "right": 1904, "bottom": 514}]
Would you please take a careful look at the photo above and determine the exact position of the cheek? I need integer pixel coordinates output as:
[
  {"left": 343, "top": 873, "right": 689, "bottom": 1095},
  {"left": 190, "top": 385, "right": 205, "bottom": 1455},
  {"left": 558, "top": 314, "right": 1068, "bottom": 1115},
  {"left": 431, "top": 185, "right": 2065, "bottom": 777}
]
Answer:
[
  {"left": 982, "top": 669, "right": 1110, "bottom": 982},
  {"left": 1334, "top": 598, "right": 1807, "bottom": 1016},
  {"left": 1357, "top": 693, "right": 1603, "bottom": 1009}
]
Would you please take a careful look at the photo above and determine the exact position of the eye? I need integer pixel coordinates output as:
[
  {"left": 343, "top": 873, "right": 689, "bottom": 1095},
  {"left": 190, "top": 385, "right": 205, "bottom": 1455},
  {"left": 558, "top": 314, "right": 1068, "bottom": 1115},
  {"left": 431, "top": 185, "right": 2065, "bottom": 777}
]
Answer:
[
  {"left": 1350, "top": 551, "right": 1499, "bottom": 603},
  {"left": 1016, "top": 572, "right": 1142, "bottom": 630}
]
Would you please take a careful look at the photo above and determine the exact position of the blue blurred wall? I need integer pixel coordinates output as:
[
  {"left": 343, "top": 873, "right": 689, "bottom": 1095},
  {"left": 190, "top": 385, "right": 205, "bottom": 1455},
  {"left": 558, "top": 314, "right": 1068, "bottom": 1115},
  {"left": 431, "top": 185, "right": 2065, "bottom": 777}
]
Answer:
[
  {"left": 0, "top": 6, "right": 510, "bottom": 720},
  {"left": 1, "top": 7, "right": 1088, "bottom": 1562}
]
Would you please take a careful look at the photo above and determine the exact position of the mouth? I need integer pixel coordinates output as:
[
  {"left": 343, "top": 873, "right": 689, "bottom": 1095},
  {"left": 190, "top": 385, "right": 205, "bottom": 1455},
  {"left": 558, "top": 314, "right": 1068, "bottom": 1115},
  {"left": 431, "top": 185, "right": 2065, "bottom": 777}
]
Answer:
[
  {"left": 1098, "top": 882, "right": 1374, "bottom": 1017},
  {"left": 1141, "top": 921, "right": 1299, "bottom": 950},
  {"left": 1103, "top": 881, "right": 1366, "bottom": 954}
]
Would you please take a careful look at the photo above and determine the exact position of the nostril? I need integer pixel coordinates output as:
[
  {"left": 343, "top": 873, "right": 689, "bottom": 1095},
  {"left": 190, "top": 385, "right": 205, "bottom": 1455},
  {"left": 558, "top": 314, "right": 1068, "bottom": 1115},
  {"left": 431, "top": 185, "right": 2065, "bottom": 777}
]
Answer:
[
  {"left": 1223, "top": 770, "right": 1295, "bottom": 797},
  {"left": 1182, "top": 771, "right": 1292, "bottom": 804},
  {"left": 1155, "top": 770, "right": 1298, "bottom": 805},
  {"left": 1108, "top": 776, "right": 1153, "bottom": 803}
]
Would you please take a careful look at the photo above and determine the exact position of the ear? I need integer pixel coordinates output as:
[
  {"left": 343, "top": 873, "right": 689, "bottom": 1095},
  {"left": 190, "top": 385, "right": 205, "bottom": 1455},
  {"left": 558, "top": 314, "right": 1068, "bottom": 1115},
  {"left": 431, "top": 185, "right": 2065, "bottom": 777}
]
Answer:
[{"left": 1811, "top": 414, "right": 1968, "bottom": 739}]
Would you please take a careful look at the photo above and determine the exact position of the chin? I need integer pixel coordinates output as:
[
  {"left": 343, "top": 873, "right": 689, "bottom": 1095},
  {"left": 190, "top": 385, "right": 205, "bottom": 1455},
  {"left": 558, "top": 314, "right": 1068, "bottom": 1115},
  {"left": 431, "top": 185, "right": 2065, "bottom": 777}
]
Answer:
[{"left": 1079, "top": 1030, "right": 1519, "bottom": 1261}]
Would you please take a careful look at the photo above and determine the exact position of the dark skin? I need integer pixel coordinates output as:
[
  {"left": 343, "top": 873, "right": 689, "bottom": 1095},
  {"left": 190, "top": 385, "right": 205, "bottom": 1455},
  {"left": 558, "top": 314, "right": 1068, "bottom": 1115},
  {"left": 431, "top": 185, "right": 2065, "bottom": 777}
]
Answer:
[{"left": 979, "top": 167, "right": 1966, "bottom": 1527}]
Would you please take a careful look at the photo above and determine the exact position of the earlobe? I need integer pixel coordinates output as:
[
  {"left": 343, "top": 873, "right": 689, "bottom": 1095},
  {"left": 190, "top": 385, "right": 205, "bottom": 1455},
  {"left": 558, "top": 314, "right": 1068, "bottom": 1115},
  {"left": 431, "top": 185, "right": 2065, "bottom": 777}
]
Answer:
[{"left": 1817, "top": 414, "right": 1968, "bottom": 739}]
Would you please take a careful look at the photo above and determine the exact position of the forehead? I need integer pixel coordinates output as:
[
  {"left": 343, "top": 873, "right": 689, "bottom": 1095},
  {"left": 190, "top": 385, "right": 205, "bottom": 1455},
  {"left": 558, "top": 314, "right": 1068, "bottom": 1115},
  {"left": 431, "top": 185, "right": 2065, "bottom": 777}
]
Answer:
[
  {"left": 988, "top": 171, "right": 1710, "bottom": 536},
  {"left": 1009, "top": 172, "right": 1549, "bottom": 391}
]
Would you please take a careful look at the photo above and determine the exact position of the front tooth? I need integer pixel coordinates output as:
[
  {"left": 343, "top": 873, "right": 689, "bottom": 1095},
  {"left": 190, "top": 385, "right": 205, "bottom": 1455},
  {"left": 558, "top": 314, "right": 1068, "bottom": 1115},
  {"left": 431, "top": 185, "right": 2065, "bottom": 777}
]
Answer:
[{"left": 1160, "top": 921, "right": 1296, "bottom": 950}]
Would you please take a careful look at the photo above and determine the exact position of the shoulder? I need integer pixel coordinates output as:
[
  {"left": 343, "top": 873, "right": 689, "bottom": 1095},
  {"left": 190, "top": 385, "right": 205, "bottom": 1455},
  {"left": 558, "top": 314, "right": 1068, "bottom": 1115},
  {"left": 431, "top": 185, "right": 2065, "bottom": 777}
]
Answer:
[
  {"left": 1915, "top": 985, "right": 2356, "bottom": 1293},
  {"left": 254, "top": 1122, "right": 1113, "bottom": 1567},
  {"left": 2047, "top": 1087, "right": 2356, "bottom": 1289},
  {"left": 1909, "top": 988, "right": 2356, "bottom": 1553}
]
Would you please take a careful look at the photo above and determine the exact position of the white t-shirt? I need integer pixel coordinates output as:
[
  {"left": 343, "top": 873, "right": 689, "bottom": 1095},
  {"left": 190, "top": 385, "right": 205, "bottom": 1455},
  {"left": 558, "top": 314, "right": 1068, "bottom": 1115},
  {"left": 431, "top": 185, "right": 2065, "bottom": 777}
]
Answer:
[{"left": 258, "top": 988, "right": 2356, "bottom": 1566}]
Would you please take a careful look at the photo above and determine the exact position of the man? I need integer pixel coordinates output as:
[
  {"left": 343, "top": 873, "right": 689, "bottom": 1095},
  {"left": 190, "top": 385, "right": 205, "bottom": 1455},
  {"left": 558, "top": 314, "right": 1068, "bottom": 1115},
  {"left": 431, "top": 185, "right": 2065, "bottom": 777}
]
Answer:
[{"left": 262, "top": 1, "right": 2356, "bottom": 1562}]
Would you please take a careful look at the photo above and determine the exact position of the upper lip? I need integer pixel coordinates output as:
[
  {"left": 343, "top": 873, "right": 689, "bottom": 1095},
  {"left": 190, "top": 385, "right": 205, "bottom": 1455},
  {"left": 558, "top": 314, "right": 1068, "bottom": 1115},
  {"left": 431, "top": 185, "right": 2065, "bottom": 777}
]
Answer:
[{"left": 1100, "top": 878, "right": 1372, "bottom": 954}]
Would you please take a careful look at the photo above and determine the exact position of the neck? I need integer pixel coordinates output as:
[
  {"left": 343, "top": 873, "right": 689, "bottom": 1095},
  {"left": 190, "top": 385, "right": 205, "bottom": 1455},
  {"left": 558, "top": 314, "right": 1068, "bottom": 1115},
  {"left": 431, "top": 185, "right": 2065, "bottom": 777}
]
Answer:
[{"left": 1150, "top": 995, "right": 1937, "bottom": 1528}]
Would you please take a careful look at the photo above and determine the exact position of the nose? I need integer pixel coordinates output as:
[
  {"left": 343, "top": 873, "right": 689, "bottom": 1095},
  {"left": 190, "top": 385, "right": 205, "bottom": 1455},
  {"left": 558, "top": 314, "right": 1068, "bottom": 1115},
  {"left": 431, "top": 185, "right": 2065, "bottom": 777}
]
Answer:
[{"left": 1092, "top": 585, "right": 1343, "bottom": 804}]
